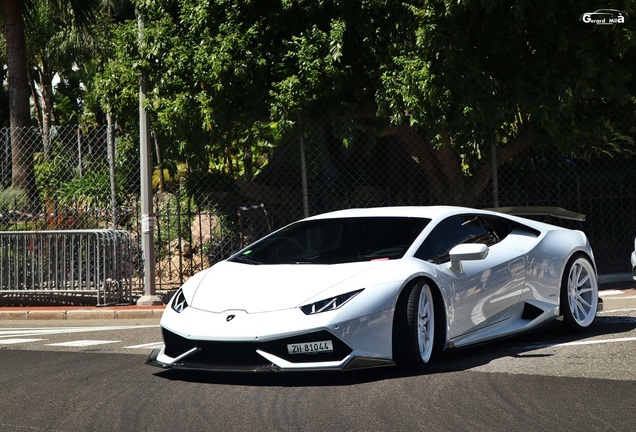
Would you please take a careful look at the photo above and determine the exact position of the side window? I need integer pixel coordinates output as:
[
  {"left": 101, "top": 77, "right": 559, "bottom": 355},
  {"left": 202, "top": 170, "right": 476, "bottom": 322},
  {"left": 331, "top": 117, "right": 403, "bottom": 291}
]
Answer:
[
  {"left": 481, "top": 215, "right": 512, "bottom": 242},
  {"left": 415, "top": 214, "right": 497, "bottom": 264}
]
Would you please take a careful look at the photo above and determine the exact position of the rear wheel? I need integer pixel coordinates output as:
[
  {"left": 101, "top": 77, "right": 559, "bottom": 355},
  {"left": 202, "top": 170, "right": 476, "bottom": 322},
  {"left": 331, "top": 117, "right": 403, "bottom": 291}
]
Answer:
[
  {"left": 394, "top": 281, "right": 442, "bottom": 369},
  {"left": 561, "top": 254, "right": 598, "bottom": 331}
]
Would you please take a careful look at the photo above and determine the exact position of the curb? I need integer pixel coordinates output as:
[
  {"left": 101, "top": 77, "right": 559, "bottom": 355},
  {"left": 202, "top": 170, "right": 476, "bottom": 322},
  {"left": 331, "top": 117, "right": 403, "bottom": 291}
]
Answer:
[{"left": 0, "top": 306, "right": 165, "bottom": 321}]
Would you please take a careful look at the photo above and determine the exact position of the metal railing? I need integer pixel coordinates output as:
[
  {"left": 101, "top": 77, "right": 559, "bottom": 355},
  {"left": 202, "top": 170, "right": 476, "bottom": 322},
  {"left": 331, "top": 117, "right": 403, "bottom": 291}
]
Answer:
[{"left": 0, "top": 230, "right": 133, "bottom": 305}]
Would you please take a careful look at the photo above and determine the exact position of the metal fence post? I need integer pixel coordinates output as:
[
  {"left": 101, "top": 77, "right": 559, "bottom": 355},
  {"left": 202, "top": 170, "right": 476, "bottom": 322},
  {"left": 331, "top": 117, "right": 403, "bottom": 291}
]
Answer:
[{"left": 136, "top": 11, "right": 162, "bottom": 306}]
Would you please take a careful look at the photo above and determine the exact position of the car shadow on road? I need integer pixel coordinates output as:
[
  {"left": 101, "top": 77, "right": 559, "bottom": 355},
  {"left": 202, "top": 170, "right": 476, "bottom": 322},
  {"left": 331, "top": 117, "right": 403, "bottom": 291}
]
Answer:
[{"left": 153, "top": 315, "right": 636, "bottom": 387}]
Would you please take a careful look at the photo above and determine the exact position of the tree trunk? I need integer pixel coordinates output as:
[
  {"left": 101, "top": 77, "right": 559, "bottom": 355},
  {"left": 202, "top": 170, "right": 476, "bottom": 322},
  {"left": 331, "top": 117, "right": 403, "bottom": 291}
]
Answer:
[
  {"left": 29, "top": 65, "right": 53, "bottom": 160},
  {"left": 3, "top": 0, "right": 39, "bottom": 210},
  {"left": 153, "top": 131, "right": 166, "bottom": 192},
  {"left": 39, "top": 68, "right": 54, "bottom": 160},
  {"left": 382, "top": 125, "right": 534, "bottom": 207}
]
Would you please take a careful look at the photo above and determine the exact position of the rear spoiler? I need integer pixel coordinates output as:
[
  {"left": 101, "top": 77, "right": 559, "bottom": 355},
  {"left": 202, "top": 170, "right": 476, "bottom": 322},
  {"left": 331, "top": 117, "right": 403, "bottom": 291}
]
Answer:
[{"left": 484, "top": 206, "right": 586, "bottom": 222}]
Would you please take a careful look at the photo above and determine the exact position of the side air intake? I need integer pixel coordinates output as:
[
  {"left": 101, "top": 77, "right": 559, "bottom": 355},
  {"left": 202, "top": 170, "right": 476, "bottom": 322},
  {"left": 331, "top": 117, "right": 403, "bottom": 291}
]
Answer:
[{"left": 521, "top": 302, "right": 544, "bottom": 320}]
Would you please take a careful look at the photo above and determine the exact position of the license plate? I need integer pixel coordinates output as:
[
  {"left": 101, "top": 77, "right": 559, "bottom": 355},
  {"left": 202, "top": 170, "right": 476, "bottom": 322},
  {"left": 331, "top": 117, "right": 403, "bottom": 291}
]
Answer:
[{"left": 287, "top": 340, "right": 334, "bottom": 355}]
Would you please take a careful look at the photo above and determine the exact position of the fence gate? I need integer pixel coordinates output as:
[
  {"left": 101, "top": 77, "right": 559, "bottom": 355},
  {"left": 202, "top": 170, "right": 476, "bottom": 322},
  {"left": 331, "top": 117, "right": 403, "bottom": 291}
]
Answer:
[{"left": 0, "top": 230, "right": 133, "bottom": 305}]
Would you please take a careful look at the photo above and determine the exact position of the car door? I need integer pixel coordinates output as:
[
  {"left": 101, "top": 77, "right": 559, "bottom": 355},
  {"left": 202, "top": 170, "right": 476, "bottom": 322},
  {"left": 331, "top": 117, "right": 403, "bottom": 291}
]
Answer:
[{"left": 415, "top": 214, "right": 526, "bottom": 338}]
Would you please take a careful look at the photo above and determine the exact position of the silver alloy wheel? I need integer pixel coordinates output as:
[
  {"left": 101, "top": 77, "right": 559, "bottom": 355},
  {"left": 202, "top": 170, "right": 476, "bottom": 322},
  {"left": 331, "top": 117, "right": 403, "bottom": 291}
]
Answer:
[
  {"left": 417, "top": 284, "right": 435, "bottom": 363},
  {"left": 566, "top": 257, "right": 598, "bottom": 328}
]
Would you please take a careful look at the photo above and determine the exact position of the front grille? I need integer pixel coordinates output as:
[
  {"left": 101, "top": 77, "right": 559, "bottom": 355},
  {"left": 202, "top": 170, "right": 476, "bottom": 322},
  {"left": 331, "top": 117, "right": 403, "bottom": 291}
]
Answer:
[
  {"left": 162, "top": 328, "right": 352, "bottom": 367},
  {"left": 163, "top": 328, "right": 197, "bottom": 358}
]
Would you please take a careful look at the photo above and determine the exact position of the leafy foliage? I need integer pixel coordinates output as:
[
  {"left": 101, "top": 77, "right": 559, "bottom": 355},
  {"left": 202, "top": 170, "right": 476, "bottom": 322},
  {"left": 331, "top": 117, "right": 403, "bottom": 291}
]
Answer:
[
  {"left": 0, "top": 187, "right": 28, "bottom": 213},
  {"left": 57, "top": 171, "right": 112, "bottom": 208},
  {"left": 78, "top": 0, "right": 636, "bottom": 205},
  {"left": 33, "top": 152, "right": 74, "bottom": 201}
]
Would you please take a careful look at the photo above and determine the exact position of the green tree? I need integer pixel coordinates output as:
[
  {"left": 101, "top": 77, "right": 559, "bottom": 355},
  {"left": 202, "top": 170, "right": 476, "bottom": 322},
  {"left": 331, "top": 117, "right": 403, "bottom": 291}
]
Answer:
[
  {"left": 99, "top": 0, "right": 636, "bottom": 206},
  {"left": 376, "top": 0, "right": 635, "bottom": 204},
  {"left": 2, "top": 0, "right": 100, "bottom": 208},
  {"left": 26, "top": 0, "right": 112, "bottom": 157},
  {"left": 0, "top": 34, "right": 10, "bottom": 128}
]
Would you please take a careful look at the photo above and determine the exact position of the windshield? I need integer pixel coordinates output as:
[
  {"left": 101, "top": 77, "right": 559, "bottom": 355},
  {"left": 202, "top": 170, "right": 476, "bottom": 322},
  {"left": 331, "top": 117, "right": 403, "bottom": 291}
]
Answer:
[{"left": 229, "top": 217, "right": 430, "bottom": 265}]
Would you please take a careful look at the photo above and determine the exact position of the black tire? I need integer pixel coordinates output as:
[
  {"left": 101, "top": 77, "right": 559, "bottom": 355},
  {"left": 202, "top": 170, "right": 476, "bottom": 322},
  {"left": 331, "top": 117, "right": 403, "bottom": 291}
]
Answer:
[
  {"left": 393, "top": 280, "right": 444, "bottom": 369},
  {"left": 560, "top": 254, "right": 599, "bottom": 332}
]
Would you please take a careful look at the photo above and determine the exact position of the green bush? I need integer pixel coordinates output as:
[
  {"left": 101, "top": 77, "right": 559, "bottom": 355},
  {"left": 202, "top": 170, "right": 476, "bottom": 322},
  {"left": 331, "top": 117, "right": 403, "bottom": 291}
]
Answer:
[
  {"left": 57, "top": 172, "right": 112, "bottom": 208},
  {"left": 34, "top": 153, "right": 73, "bottom": 202},
  {"left": 0, "top": 187, "right": 28, "bottom": 214}
]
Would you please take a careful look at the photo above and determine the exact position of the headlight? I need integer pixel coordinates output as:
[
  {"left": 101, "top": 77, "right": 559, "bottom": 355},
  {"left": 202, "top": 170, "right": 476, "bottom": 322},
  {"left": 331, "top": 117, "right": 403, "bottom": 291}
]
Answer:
[
  {"left": 300, "top": 289, "right": 364, "bottom": 315},
  {"left": 171, "top": 288, "right": 188, "bottom": 313}
]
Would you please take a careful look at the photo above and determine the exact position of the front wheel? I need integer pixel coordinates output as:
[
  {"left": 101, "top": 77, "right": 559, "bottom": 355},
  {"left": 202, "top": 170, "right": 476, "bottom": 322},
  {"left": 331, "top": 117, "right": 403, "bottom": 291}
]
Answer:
[
  {"left": 561, "top": 254, "right": 598, "bottom": 331},
  {"left": 394, "top": 281, "right": 441, "bottom": 369}
]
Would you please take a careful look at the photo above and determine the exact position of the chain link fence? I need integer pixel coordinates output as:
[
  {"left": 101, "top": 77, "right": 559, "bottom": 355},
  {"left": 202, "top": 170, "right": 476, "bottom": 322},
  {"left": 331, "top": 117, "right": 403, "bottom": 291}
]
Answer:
[{"left": 1, "top": 123, "right": 634, "bottom": 295}]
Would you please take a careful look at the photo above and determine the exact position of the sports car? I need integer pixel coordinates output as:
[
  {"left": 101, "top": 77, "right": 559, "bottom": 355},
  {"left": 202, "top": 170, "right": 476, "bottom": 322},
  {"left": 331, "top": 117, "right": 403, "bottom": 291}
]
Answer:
[{"left": 147, "top": 206, "right": 600, "bottom": 372}]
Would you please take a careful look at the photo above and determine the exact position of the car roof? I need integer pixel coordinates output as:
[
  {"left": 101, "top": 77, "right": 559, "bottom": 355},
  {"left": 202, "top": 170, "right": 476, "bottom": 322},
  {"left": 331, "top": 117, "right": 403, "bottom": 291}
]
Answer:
[{"left": 304, "top": 206, "right": 492, "bottom": 222}]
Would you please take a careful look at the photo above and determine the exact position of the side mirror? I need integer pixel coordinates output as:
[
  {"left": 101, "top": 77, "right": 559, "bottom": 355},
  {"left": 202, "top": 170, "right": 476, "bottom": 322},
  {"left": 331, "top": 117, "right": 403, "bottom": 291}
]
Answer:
[{"left": 449, "top": 243, "right": 489, "bottom": 273}]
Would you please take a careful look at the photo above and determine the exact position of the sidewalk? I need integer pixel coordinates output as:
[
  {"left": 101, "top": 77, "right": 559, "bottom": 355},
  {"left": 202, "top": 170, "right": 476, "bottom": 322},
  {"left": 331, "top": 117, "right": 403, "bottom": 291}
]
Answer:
[{"left": 0, "top": 304, "right": 165, "bottom": 321}]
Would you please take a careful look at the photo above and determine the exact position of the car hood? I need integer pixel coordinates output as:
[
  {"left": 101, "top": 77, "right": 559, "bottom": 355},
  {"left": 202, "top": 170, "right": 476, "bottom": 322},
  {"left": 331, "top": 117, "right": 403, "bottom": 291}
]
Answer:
[{"left": 188, "top": 260, "right": 388, "bottom": 313}]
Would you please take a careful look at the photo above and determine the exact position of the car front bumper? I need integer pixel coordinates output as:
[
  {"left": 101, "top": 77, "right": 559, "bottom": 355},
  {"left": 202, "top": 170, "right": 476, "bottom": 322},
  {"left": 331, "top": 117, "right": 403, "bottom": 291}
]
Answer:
[{"left": 146, "top": 328, "right": 395, "bottom": 372}]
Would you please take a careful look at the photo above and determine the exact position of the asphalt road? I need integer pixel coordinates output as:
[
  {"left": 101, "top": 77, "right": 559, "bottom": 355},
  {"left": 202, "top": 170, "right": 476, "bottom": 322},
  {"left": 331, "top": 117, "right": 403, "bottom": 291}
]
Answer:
[{"left": 0, "top": 290, "right": 635, "bottom": 432}]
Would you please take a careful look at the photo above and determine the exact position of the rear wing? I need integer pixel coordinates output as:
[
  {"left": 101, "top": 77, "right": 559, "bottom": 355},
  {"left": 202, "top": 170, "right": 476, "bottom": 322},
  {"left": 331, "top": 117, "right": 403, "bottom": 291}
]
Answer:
[{"left": 484, "top": 206, "right": 586, "bottom": 222}]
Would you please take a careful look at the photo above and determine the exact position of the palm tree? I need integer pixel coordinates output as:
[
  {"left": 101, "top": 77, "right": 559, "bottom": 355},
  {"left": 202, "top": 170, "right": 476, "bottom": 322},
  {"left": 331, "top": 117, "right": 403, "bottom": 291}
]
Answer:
[
  {"left": 2, "top": 0, "right": 100, "bottom": 209},
  {"left": 27, "top": 0, "right": 109, "bottom": 159},
  {"left": 3, "top": 0, "right": 35, "bottom": 207}
]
